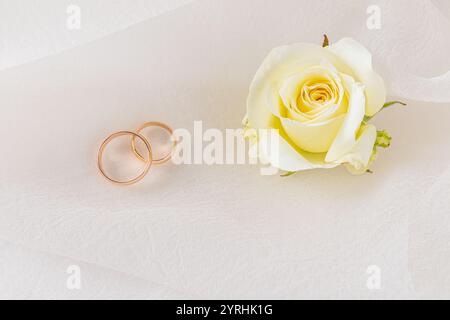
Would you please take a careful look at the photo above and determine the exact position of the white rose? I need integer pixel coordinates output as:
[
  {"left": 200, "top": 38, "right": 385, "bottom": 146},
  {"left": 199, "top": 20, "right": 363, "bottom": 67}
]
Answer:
[{"left": 244, "top": 38, "right": 388, "bottom": 174}]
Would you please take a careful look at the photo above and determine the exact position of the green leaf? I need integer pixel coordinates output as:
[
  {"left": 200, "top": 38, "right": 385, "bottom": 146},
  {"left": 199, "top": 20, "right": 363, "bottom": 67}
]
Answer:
[
  {"left": 322, "top": 34, "right": 329, "bottom": 48},
  {"left": 280, "top": 171, "right": 297, "bottom": 177},
  {"left": 366, "top": 169, "right": 374, "bottom": 174}
]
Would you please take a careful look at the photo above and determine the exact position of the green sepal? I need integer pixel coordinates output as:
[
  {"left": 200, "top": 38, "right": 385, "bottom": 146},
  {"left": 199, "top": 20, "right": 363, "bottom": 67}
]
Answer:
[
  {"left": 322, "top": 34, "right": 329, "bottom": 47},
  {"left": 375, "top": 130, "right": 392, "bottom": 148},
  {"left": 280, "top": 171, "right": 297, "bottom": 177},
  {"left": 364, "top": 100, "right": 407, "bottom": 123},
  {"left": 382, "top": 100, "right": 407, "bottom": 109}
]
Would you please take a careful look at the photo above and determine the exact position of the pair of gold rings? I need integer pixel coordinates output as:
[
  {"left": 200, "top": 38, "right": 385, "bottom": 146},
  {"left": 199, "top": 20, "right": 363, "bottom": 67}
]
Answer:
[{"left": 98, "top": 121, "right": 175, "bottom": 185}]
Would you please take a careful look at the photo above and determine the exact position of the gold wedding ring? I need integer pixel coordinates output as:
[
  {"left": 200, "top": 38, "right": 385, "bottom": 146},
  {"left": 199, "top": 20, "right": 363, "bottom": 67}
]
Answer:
[
  {"left": 131, "top": 121, "right": 175, "bottom": 165},
  {"left": 98, "top": 131, "right": 153, "bottom": 185},
  {"left": 98, "top": 121, "right": 175, "bottom": 185}
]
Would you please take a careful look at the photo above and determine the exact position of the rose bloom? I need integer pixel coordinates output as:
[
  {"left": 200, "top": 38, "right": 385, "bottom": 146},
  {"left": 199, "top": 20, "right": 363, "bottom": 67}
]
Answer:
[{"left": 244, "top": 38, "right": 386, "bottom": 174}]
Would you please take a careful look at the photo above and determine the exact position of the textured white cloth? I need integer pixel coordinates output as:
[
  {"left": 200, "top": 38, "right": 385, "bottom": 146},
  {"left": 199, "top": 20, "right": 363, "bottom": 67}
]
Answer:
[{"left": 0, "top": 0, "right": 449, "bottom": 299}]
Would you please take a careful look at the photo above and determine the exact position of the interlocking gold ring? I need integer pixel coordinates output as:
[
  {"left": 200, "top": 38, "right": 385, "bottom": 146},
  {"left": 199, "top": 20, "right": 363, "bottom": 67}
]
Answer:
[
  {"left": 98, "top": 131, "right": 153, "bottom": 185},
  {"left": 131, "top": 121, "right": 175, "bottom": 165}
]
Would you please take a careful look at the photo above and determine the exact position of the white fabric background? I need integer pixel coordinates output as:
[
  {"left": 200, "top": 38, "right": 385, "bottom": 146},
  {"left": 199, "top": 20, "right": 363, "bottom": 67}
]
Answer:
[{"left": 0, "top": 0, "right": 449, "bottom": 299}]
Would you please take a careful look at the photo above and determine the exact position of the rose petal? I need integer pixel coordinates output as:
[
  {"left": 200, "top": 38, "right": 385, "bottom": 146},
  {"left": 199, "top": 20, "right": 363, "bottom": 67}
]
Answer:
[
  {"left": 278, "top": 66, "right": 345, "bottom": 123},
  {"left": 280, "top": 114, "right": 346, "bottom": 153},
  {"left": 325, "top": 74, "right": 366, "bottom": 162},
  {"left": 246, "top": 43, "right": 341, "bottom": 128},
  {"left": 257, "top": 129, "right": 338, "bottom": 172},
  {"left": 342, "top": 124, "right": 377, "bottom": 174},
  {"left": 327, "top": 38, "right": 386, "bottom": 116}
]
